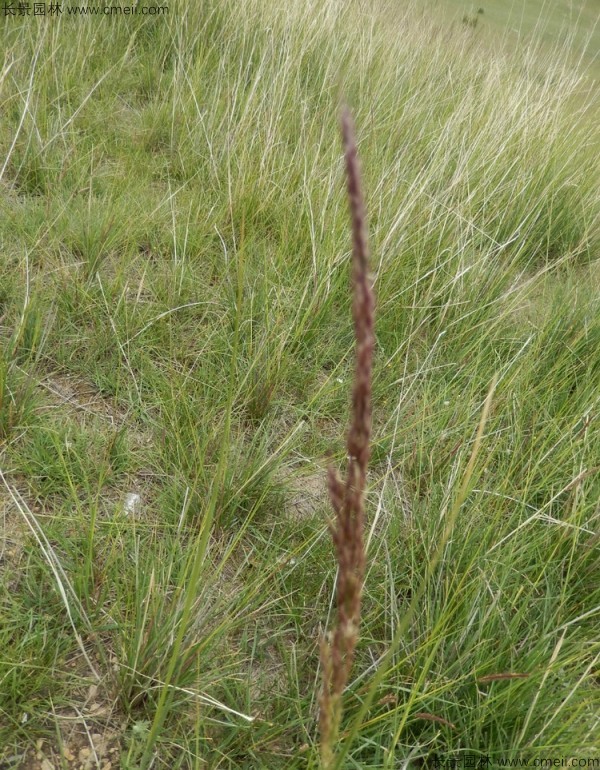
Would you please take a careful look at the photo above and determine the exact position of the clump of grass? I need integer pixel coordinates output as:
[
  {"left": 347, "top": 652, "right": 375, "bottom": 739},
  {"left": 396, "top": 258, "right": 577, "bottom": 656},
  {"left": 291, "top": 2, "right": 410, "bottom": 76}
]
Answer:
[
  {"left": 0, "top": 354, "right": 36, "bottom": 442},
  {"left": 319, "top": 107, "right": 375, "bottom": 769},
  {"left": 0, "top": 290, "right": 44, "bottom": 443}
]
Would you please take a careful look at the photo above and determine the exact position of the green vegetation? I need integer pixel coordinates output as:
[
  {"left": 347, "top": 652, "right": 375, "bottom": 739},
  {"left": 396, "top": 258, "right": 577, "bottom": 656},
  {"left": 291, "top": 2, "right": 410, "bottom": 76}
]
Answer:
[
  {"left": 415, "top": 0, "right": 600, "bottom": 78},
  {"left": 0, "top": 0, "right": 598, "bottom": 767}
]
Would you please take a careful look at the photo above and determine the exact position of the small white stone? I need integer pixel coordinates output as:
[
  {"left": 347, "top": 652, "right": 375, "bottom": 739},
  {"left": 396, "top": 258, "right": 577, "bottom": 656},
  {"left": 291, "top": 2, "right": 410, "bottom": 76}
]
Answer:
[{"left": 123, "top": 493, "right": 142, "bottom": 517}]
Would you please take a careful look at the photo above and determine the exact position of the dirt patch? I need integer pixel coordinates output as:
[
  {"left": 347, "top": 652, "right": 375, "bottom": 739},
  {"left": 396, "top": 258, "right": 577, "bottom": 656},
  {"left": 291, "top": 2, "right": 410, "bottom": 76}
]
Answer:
[
  {"left": 35, "top": 372, "right": 126, "bottom": 429},
  {"left": 283, "top": 459, "right": 412, "bottom": 530},
  {"left": 20, "top": 714, "right": 122, "bottom": 770},
  {"left": 285, "top": 466, "right": 328, "bottom": 522}
]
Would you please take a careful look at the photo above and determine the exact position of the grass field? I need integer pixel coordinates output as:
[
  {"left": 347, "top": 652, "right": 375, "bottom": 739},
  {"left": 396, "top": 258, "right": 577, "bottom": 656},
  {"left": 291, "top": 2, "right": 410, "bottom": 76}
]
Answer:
[
  {"left": 1, "top": 0, "right": 599, "bottom": 767},
  {"left": 416, "top": 0, "right": 600, "bottom": 77}
]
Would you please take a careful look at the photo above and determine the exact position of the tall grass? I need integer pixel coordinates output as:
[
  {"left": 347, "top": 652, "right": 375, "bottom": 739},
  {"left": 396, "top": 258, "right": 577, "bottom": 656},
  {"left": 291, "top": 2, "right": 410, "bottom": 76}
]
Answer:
[{"left": 0, "top": 0, "right": 598, "bottom": 766}]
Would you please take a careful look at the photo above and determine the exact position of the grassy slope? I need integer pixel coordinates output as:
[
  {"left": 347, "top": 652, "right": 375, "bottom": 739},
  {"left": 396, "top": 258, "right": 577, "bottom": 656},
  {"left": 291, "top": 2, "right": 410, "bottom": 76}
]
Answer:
[
  {"left": 0, "top": 0, "right": 599, "bottom": 767},
  {"left": 415, "top": 0, "right": 600, "bottom": 78}
]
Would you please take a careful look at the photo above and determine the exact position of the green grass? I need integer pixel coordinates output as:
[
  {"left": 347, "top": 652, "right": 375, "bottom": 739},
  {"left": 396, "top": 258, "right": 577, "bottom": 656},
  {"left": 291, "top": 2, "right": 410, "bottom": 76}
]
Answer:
[
  {"left": 0, "top": 0, "right": 599, "bottom": 767},
  {"left": 414, "top": 0, "right": 600, "bottom": 79}
]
